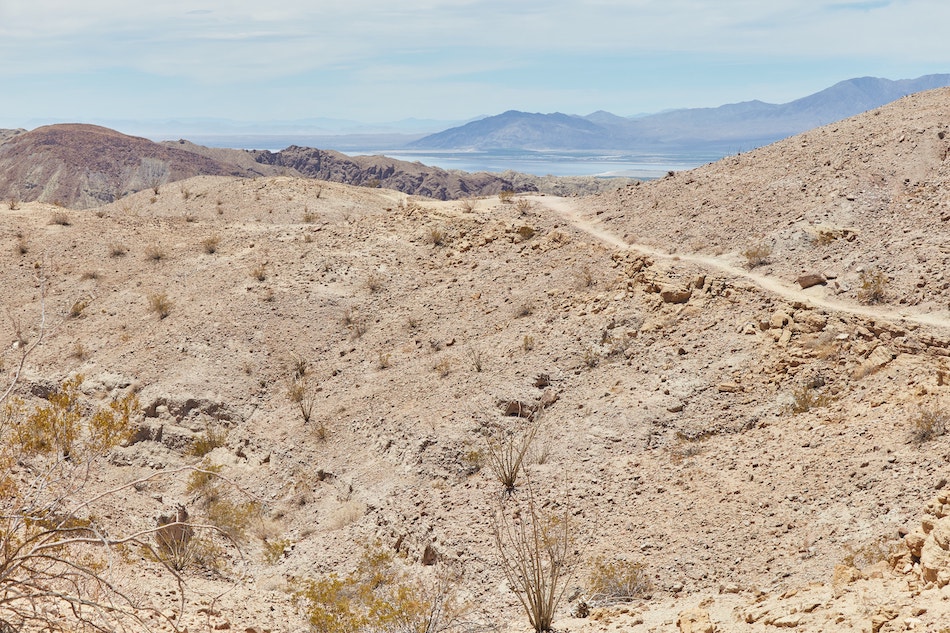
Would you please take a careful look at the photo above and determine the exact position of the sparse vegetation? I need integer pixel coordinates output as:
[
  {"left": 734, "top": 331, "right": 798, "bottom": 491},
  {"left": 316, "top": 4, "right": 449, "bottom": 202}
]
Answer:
[
  {"left": 295, "top": 543, "right": 466, "bottom": 633},
  {"left": 145, "top": 245, "right": 166, "bottom": 261},
  {"left": 787, "top": 384, "right": 834, "bottom": 414},
  {"left": 493, "top": 487, "right": 577, "bottom": 632},
  {"left": 109, "top": 242, "right": 128, "bottom": 257},
  {"left": 343, "top": 308, "right": 367, "bottom": 338},
  {"left": 857, "top": 267, "right": 888, "bottom": 304},
  {"left": 366, "top": 272, "right": 385, "bottom": 293},
  {"left": 15, "top": 236, "right": 28, "bottom": 255},
  {"left": 742, "top": 242, "right": 772, "bottom": 268},
  {"left": 466, "top": 344, "right": 484, "bottom": 372},
  {"left": 8, "top": 197, "right": 19, "bottom": 210},
  {"left": 250, "top": 262, "right": 267, "bottom": 281},
  {"left": 148, "top": 292, "right": 172, "bottom": 319},
  {"left": 67, "top": 298, "right": 88, "bottom": 318},
  {"left": 515, "top": 198, "right": 532, "bottom": 215},
  {"left": 201, "top": 234, "right": 221, "bottom": 254},
  {"left": 434, "top": 358, "right": 452, "bottom": 378},
  {"left": 288, "top": 377, "right": 319, "bottom": 428},
  {"left": 190, "top": 424, "right": 228, "bottom": 457},
  {"left": 910, "top": 407, "right": 948, "bottom": 444},
  {"left": 49, "top": 211, "right": 70, "bottom": 226},
  {"left": 484, "top": 419, "right": 539, "bottom": 493},
  {"left": 499, "top": 189, "right": 515, "bottom": 203},
  {"left": 428, "top": 226, "right": 446, "bottom": 246},
  {"left": 585, "top": 556, "right": 652, "bottom": 605}
]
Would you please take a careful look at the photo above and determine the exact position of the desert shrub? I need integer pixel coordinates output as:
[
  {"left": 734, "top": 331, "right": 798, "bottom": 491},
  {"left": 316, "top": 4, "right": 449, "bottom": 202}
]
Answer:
[
  {"left": 787, "top": 384, "right": 834, "bottom": 414},
  {"left": 15, "top": 236, "right": 28, "bottom": 255},
  {"left": 499, "top": 189, "right": 515, "bottom": 203},
  {"left": 742, "top": 243, "right": 771, "bottom": 268},
  {"left": 144, "top": 245, "right": 166, "bottom": 261},
  {"left": 466, "top": 344, "right": 483, "bottom": 372},
  {"left": 493, "top": 488, "right": 577, "bottom": 632},
  {"left": 189, "top": 424, "right": 228, "bottom": 457},
  {"left": 148, "top": 292, "right": 172, "bottom": 319},
  {"left": 250, "top": 262, "right": 267, "bottom": 281},
  {"left": 857, "top": 267, "right": 888, "bottom": 304},
  {"left": 288, "top": 377, "right": 319, "bottom": 427},
  {"left": 302, "top": 208, "right": 317, "bottom": 223},
  {"left": 434, "top": 359, "right": 451, "bottom": 378},
  {"left": 910, "top": 407, "right": 948, "bottom": 444},
  {"left": 49, "top": 211, "right": 70, "bottom": 226},
  {"left": 484, "top": 420, "right": 538, "bottom": 494},
  {"left": 109, "top": 242, "right": 128, "bottom": 257},
  {"left": 262, "top": 537, "right": 292, "bottom": 565},
  {"left": 523, "top": 335, "right": 535, "bottom": 351},
  {"left": 8, "top": 197, "right": 19, "bottom": 210},
  {"left": 201, "top": 234, "right": 221, "bottom": 254},
  {"left": 0, "top": 376, "right": 187, "bottom": 631},
  {"left": 68, "top": 298, "right": 88, "bottom": 318},
  {"left": 343, "top": 308, "right": 367, "bottom": 338},
  {"left": 586, "top": 556, "right": 651, "bottom": 605},
  {"left": 515, "top": 198, "right": 532, "bottom": 215},
  {"left": 365, "top": 272, "right": 385, "bottom": 293},
  {"left": 428, "top": 227, "right": 446, "bottom": 246},
  {"left": 377, "top": 353, "right": 391, "bottom": 369},
  {"left": 296, "top": 544, "right": 465, "bottom": 633}
]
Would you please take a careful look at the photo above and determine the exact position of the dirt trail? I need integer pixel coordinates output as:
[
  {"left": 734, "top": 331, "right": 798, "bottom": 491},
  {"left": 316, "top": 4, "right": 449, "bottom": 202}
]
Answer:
[{"left": 535, "top": 195, "right": 950, "bottom": 330}]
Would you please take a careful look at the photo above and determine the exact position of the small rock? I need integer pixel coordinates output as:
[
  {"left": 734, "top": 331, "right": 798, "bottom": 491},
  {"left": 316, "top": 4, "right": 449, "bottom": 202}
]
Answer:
[
  {"left": 717, "top": 383, "right": 740, "bottom": 393},
  {"left": 677, "top": 608, "right": 714, "bottom": 633}
]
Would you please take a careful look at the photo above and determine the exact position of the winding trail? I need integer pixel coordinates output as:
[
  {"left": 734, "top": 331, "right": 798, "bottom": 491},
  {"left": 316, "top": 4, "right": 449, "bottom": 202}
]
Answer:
[{"left": 534, "top": 195, "right": 950, "bottom": 330}]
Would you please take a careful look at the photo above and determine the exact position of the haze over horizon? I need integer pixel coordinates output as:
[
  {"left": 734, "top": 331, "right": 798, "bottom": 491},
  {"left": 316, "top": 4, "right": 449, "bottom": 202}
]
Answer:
[{"left": 1, "top": 1, "right": 949, "bottom": 134}]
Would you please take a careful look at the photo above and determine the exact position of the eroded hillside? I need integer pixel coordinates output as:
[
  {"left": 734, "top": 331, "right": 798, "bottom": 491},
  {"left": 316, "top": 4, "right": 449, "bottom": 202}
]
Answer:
[{"left": 4, "top": 90, "right": 950, "bottom": 633}]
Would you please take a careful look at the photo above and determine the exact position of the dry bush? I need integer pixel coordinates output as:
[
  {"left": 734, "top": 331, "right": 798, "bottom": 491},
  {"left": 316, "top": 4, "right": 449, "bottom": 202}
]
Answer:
[
  {"left": 499, "top": 189, "right": 515, "bottom": 203},
  {"left": 910, "top": 407, "right": 948, "bottom": 444},
  {"left": 189, "top": 425, "right": 228, "bottom": 457},
  {"left": 586, "top": 556, "right": 651, "bottom": 605},
  {"left": 428, "top": 226, "right": 446, "bottom": 246},
  {"left": 523, "top": 335, "right": 535, "bottom": 352},
  {"left": 515, "top": 198, "right": 532, "bottom": 215},
  {"left": 841, "top": 536, "right": 899, "bottom": 569},
  {"left": 377, "top": 353, "right": 391, "bottom": 370},
  {"left": 857, "top": 267, "right": 888, "bottom": 304},
  {"left": 109, "top": 242, "right": 128, "bottom": 257},
  {"left": 466, "top": 344, "right": 484, "bottom": 373},
  {"left": 302, "top": 208, "right": 317, "bottom": 223},
  {"left": 365, "top": 272, "right": 385, "bottom": 293},
  {"left": 201, "top": 235, "right": 220, "bottom": 254},
  {"left": 68, "top": 298, "right": 88, "bottom": 319},
  {"left": 288, "top": 377, "right": 319, "bottom": 427},
  {"left": 15, "top": 236, "right": 28, "bottom": 255},
  {"left": 79, "top": 270, "right": 99, "bottom": 281},
  {"left": 484, "top": 419, "right": 539, "bottom": 494},
  {"left": 148, "top": 292, "right": 172, "bottom": 319},
  {"left": 49, "top": 211, "right": 70, "bottom": 226},
  {"left": 342, "top": 308, "right": 367, "bottom": 339},
  {"left": 295, "top": 544, "right": 466, "bottom": 633},
  {"left": 742, "top": 243, "right": 771, "bottom": 268},
  {"left": 493, "top": 487, "right": 577, "bottom": 632},
  {"left": 787, "top": 384, "right": 834, "bottom": 414},
  {"left": 250, "top": 262, "right": 267, "bottom": 281},
  {"left": 434, "top": 359, "right": 451, "bottom": 378},
  {"left": 8, "top": 197, "right": 19, "bottom": 210},
  {"left": 144, "top": 245, "right": 166, "bottom": 261},
  {"left": 0, "top": 373, "right": 194, "bottom": 632},
  {"left": 262, "top": 537, "right": 292, "bottom": 565}
]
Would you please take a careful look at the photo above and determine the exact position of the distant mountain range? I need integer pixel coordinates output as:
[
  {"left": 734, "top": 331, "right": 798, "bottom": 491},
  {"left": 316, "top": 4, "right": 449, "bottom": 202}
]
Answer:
[{"left": 409, "top": 74, "right": 950, "bottom": 151}]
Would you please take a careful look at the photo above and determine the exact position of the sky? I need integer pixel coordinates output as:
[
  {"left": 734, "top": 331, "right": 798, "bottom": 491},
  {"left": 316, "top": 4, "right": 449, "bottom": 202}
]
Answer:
[{"left": 0, "top": 0, "right": 948, "bottom": 133}]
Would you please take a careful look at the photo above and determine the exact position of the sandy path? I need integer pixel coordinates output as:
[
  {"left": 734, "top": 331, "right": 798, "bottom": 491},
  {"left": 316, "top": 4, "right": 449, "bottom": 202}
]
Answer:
[{"left": 534, "top": 195, "right": 950, "bottom": 330}]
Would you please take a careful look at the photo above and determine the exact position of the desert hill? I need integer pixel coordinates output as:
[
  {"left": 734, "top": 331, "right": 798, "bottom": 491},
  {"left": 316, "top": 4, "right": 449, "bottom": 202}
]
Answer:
[
  {"left": 4, "top": 89, "right": 950, "bottom": 632},
  {"left": 0, "top": 124, "right": 626, "bottom": 209}
]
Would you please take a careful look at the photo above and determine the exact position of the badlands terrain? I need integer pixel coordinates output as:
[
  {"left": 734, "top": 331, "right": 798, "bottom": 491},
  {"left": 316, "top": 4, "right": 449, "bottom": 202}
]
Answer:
[{"left": 4, "top": 88, "right": 950, "bottom": 632}]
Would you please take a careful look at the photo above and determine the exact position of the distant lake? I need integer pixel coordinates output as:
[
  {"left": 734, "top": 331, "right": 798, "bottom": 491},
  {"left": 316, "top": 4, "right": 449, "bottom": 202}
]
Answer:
[
  {"left": 351, "top": 150, "right": 723, "bottom": 179},
  {"left": 188, "top": 135, "right": 727, "bottom": 179}
]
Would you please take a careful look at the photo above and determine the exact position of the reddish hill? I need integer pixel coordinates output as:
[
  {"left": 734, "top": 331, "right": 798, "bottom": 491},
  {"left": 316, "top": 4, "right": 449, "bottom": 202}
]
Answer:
[{"left": 0, "top": 124, "right": 266, "bottom": 208}]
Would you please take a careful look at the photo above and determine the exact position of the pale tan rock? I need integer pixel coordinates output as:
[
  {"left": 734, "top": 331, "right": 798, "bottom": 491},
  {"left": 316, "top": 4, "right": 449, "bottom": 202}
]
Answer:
[
  {"left": 920, "top": 517, "right": 950, "bottom": 586},
  {"left": 677, "top": 608, "right": 715, "bottom": 633}
]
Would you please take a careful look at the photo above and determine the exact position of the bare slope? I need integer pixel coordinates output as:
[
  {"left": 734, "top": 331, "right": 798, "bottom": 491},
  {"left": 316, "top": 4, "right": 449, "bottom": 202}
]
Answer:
[{"left": 585, "top": 87, "right": 950, "bottom": 318}]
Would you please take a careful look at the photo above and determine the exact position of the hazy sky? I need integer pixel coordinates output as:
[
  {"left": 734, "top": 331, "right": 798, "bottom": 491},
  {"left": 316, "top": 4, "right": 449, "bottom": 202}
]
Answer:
[{"left": 0, "top": 0, "right": 947, "bottom": 130}]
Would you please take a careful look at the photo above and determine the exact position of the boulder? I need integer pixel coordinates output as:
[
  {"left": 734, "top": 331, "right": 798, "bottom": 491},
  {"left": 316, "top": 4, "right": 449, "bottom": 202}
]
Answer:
[
  {"left": 677, "top": 608, "right": 715, "bottom": 633},
  {"left": 797, "top": 273, "right": 827, "bottom": 289},
  {"left": 661, "top": 287, "right": 692, "bottom": 304},
  {"left": 920, "top": 516, "right": 950, "bottom": 586}
]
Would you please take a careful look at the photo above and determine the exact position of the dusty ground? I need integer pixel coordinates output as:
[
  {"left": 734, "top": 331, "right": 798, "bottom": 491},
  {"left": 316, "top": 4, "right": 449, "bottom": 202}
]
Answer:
[{"left": 4, "top": 88, "right": 950, "bottom": 633}]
